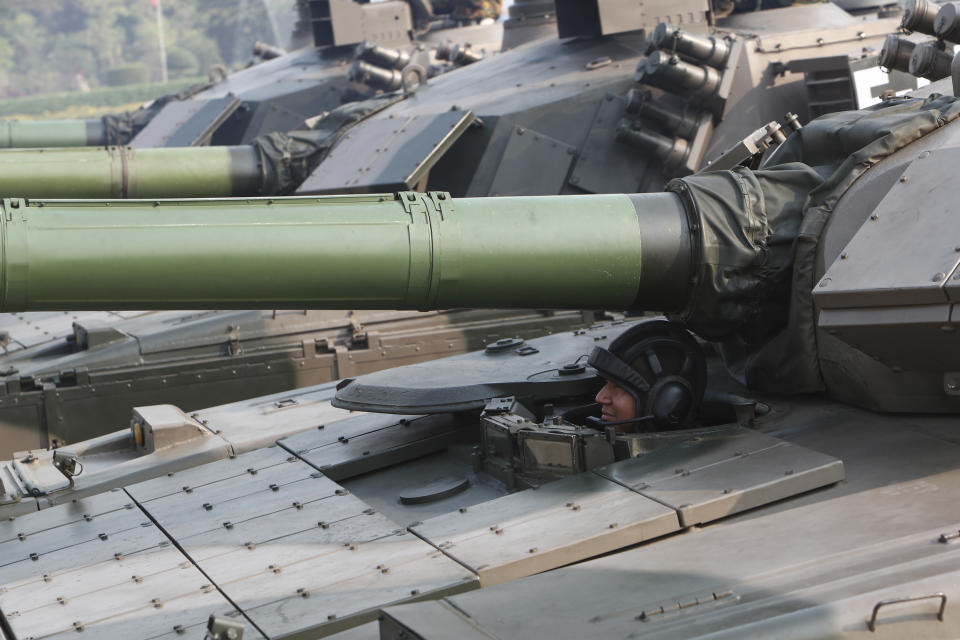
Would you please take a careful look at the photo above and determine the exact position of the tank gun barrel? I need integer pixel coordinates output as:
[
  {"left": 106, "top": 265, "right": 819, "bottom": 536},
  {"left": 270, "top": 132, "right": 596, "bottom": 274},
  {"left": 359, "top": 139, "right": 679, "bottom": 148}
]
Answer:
[
  {"left": 0, "top": 118, "right": 105, "bottom": 148},
  {"left": 0, "top": 146, "right": 261, "bottom": 198},
  {"left": 0, "top": 191, "right": 694, "bottom": 313}
]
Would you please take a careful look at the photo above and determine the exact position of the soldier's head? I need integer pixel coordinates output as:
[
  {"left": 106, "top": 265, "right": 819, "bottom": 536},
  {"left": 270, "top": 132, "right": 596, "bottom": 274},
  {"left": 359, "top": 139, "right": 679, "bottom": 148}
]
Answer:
[
  {"left": 588, "top": 321, "right": 706, "bottom": 432},
  {"left": 594, "top": 378, "right": 637, "bottom": 430}
]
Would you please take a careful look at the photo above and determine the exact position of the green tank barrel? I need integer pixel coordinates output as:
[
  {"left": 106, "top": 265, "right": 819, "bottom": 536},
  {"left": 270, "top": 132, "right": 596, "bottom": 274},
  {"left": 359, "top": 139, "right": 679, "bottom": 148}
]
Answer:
[
  {"left": 0, "top": 146, "right": 262, "bottom": 198},
  {"left": 0, "top": 191, "right": 693, "bottom": 313},
  {"left": 0, "top": 118, "right": 105, "bottom": 148}
]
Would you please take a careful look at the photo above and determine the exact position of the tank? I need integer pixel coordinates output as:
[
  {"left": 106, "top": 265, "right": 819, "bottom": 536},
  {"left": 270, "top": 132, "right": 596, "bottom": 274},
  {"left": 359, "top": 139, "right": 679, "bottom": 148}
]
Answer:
[
  {"left": 0, "top": 0, "right": 912, "bottom": 200},
  {"left": 0, "top": 0, "right": 918, "bottom": 455},
  {"left": 2, "top": 87, "right": 960, "bottom": 638},
  {"left": 0, "top": 1, "right": 583, "bottom": 457},
  {"left": 0, "top": 0, "right": 507, "bottom": 151}
]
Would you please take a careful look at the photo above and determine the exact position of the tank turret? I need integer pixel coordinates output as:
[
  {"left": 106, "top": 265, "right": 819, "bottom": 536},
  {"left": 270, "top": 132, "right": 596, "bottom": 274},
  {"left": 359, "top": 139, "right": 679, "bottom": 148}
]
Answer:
[
  {"left": 0, "top": 0, "right": 913, "bottom": 459},
  {"left": 0, "top": 94, "right": 957, "bottom": 417}
]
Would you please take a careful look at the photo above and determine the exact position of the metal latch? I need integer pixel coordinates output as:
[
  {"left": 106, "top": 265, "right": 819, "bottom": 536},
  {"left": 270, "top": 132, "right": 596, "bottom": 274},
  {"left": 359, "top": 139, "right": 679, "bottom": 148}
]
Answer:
[{"left": 52, "top": 449, "right": 82, "bottom": 490}]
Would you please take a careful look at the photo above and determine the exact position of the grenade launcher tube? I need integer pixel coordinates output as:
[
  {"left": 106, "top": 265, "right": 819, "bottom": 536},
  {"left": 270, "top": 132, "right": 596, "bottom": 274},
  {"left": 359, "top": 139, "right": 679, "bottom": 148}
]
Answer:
[{"left": 0, "top": 191, "right": 695, "bottom": 312}]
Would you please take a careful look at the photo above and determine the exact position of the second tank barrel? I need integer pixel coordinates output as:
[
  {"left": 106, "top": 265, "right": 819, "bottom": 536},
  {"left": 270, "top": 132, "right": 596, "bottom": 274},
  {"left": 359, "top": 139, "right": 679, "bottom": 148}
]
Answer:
[
  {"left": 0, "top": 146, "right": 262, "bottom": 198},
  {"left": 0, "top": 118, "right": 105, "bottom": 148},
  {"left": 0, "top": 191, "right": 692, "bottom": 313}
]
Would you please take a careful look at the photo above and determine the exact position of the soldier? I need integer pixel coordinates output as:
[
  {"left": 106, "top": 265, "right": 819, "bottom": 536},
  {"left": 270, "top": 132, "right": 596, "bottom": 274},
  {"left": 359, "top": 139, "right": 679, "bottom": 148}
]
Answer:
[{"left": 588, "top": 322, "right": 703, "bottom": 432}]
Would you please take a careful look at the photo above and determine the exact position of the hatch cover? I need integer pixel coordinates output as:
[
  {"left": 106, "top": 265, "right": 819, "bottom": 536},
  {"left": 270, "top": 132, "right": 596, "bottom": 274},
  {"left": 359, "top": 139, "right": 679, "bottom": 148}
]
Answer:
[
  {"left": 332, "top": 327, "right": 611, "bottom": 414},
  {"left": 296, "top": 110, "right": 475, "bottom": 194}
]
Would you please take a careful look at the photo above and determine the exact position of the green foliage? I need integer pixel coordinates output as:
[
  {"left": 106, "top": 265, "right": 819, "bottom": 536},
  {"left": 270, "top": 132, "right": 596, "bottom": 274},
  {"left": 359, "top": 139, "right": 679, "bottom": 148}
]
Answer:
[
  {"left": 105, "top": 64, "right": 150, "bottom": 86},
  {"left": 0, "top": 77, "right": 204, "bottom": 118},
  {"left": 165, "top": 47, "right": 198, "bottom": 73},
  {"left": 0, "top": 0, "right": 289, "bottom": 99}
]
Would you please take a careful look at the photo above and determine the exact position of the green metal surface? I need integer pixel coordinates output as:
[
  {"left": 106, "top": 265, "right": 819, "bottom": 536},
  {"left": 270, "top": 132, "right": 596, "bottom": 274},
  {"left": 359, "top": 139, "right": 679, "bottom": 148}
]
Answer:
[
  {"left": 0, "top": 146, "right": 260, "bottom": 198},
  {"left": 0, "top": 118, "right": 98, "bottom": 148},
  {"left": 0, "top": 191, "right": 653, "bottom": 312}
]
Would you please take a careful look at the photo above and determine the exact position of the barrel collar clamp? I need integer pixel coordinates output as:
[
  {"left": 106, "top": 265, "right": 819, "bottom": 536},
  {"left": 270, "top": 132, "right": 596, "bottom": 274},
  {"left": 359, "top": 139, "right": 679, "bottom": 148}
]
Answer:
[{"left": 396, "top": 191, "right": 454, "bottom": 220}]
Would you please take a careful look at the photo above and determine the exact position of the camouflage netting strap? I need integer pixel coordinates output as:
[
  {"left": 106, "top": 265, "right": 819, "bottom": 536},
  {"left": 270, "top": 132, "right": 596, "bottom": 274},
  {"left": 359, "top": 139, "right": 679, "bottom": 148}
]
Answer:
[
  {"left": 668, "top": 94, "right": 960, "bottom": 393},
  {"left": 252, "top": 95, "right": 402, "bottom": 196},
  {"left": 100, "top": 82, "right": 214, "bottom": 146}
]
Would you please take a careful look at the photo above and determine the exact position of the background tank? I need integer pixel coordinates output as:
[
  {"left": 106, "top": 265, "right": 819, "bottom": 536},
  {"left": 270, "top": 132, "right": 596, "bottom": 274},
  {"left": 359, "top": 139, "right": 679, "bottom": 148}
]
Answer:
[
  {"left": 3, "top": 90, "right": 960, "bottom": 638},
  {"left": 0, "top": 0, "right": 915, "bottom": 201},
  {"left": 0, "top": 0, "right": 508, "bottom": 151}
]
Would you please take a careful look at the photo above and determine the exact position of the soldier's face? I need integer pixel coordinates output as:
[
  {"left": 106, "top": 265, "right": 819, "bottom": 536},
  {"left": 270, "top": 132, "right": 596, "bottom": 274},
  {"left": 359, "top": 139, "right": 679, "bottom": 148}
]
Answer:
[{"left": 595, "top": 380, "right": 636, "bottom": 429}]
